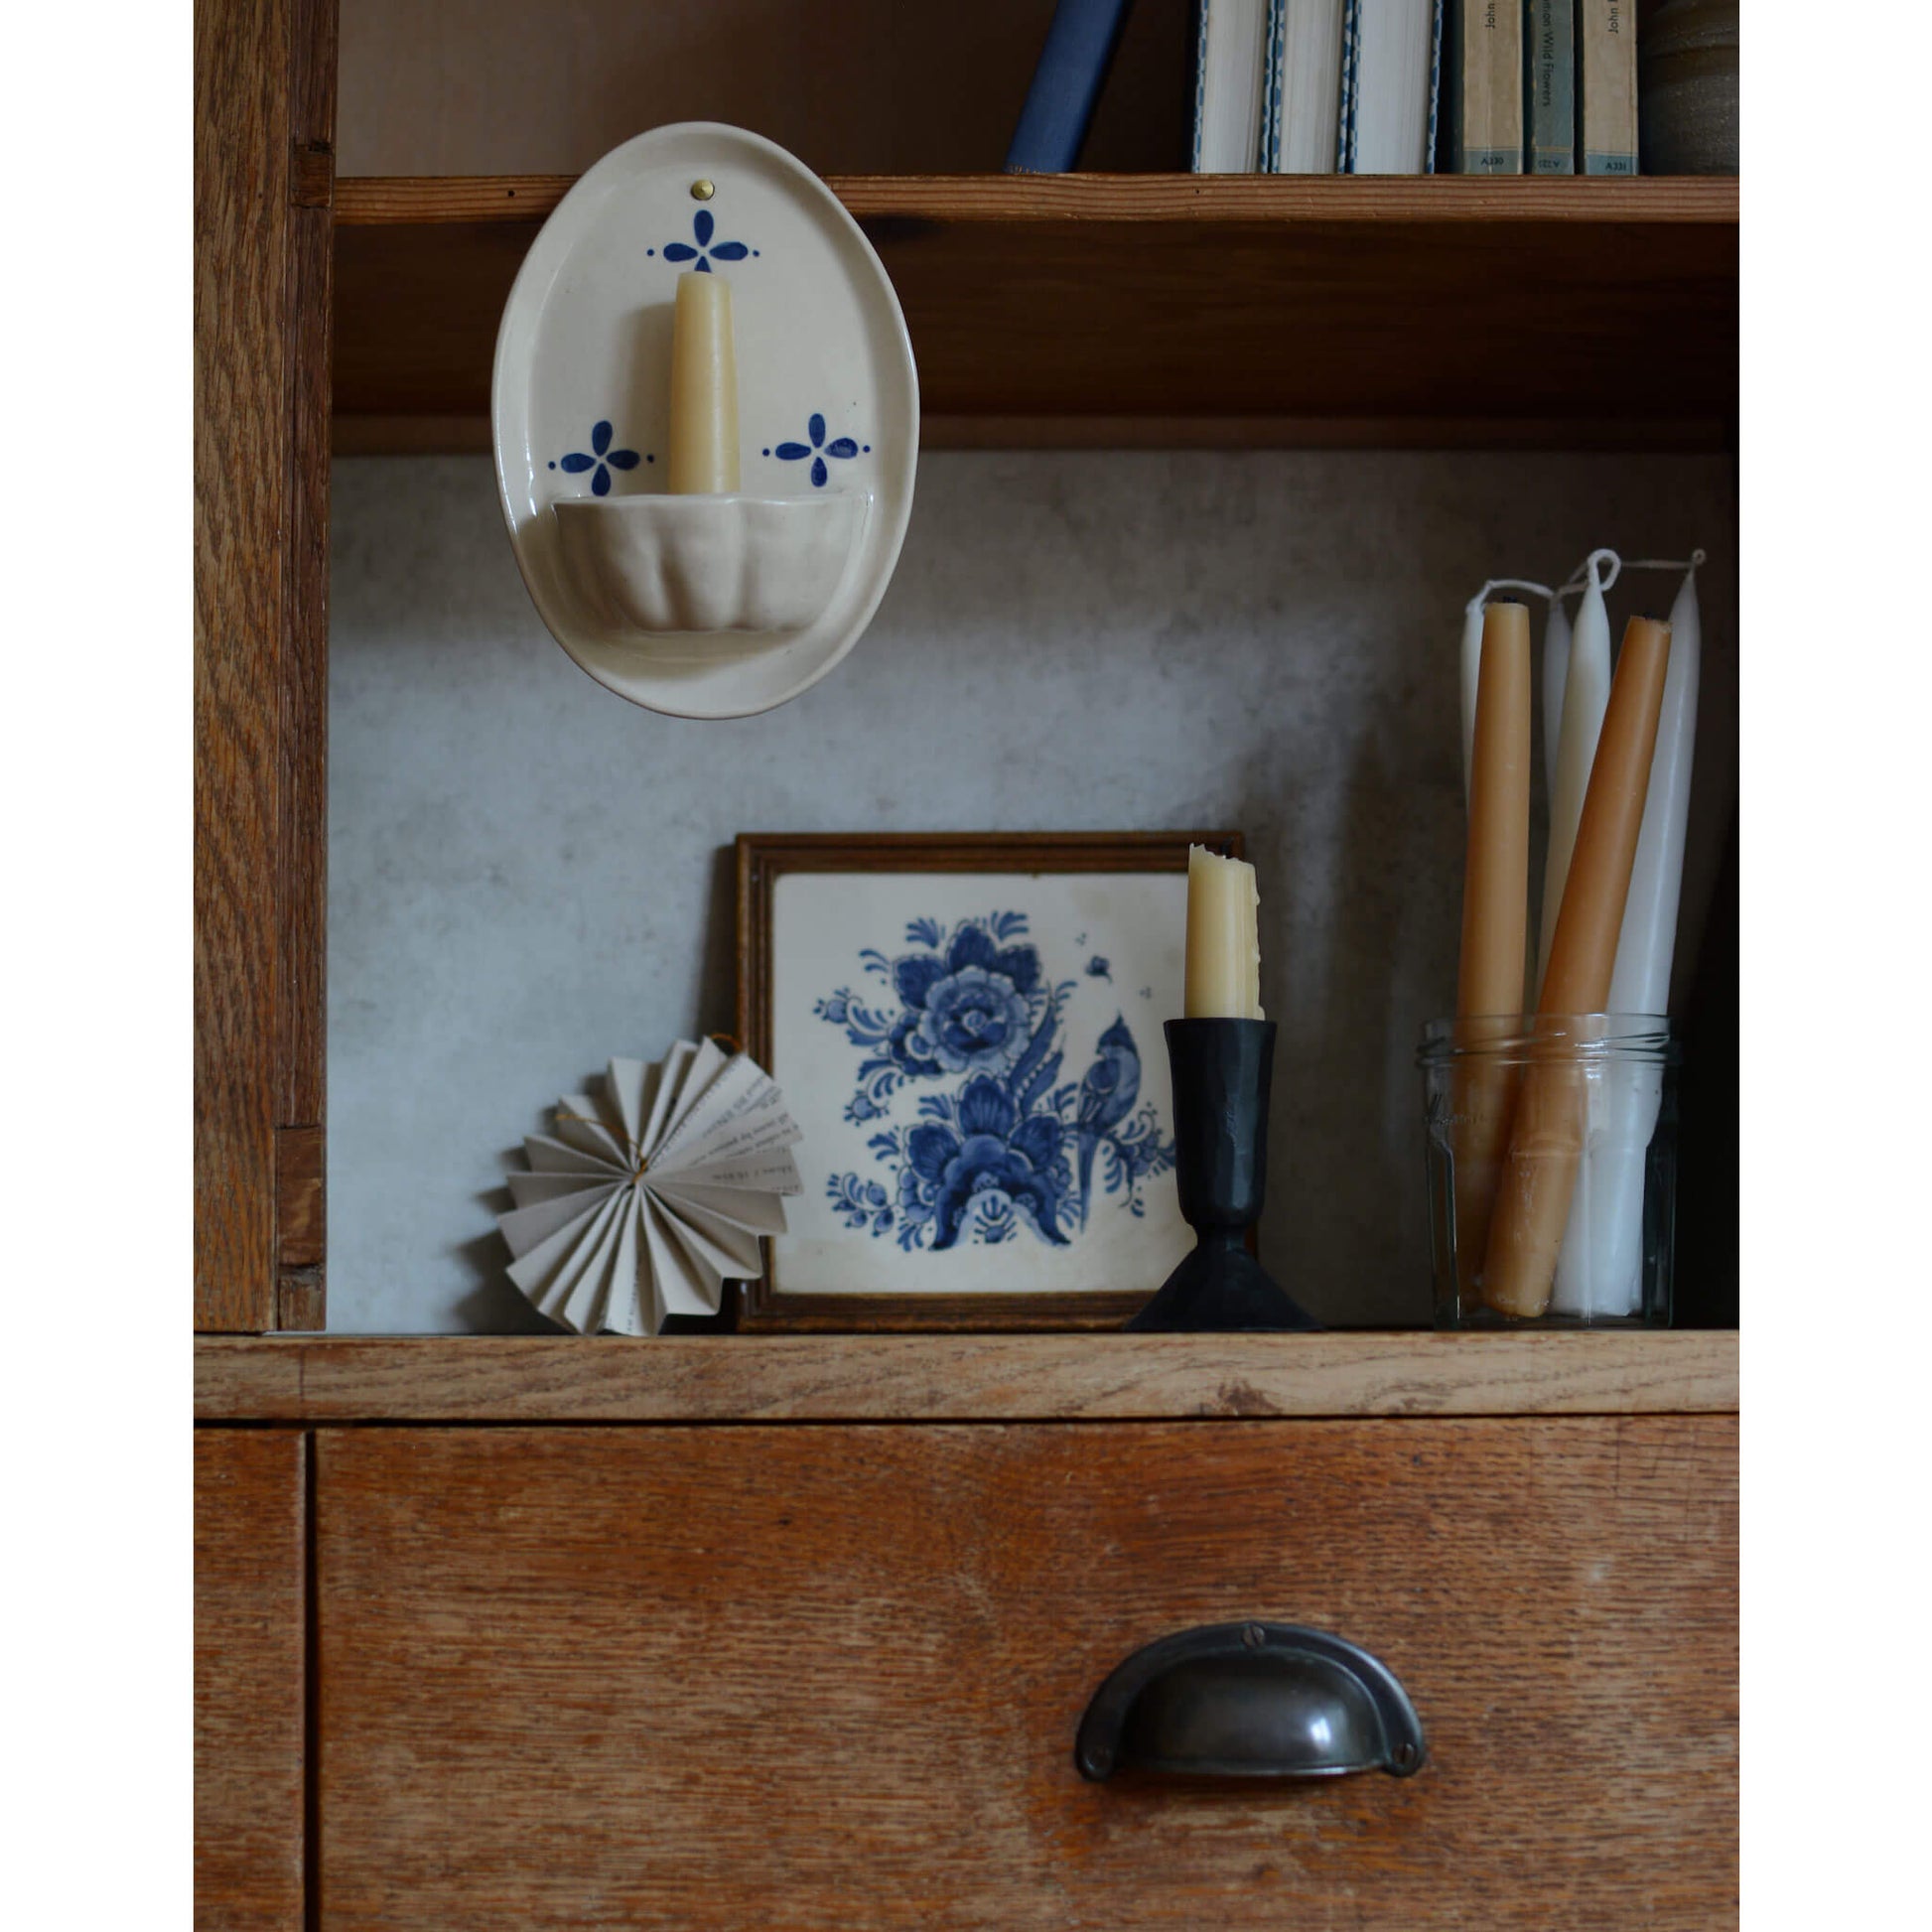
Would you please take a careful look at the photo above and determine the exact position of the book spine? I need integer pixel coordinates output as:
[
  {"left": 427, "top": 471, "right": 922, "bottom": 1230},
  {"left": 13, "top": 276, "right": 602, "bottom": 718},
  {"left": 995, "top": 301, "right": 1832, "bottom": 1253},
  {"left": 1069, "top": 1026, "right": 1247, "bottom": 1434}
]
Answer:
[
  {"left": 1449, "top": 3, "right": 1522, "bottom": 172},
  {"left": 1576, "top": 0, "right": 1637, "bottom": 175},
  {"left": 1005, "top": 0, "right": 1137, "bottom": 173},
  {"left": 1336, "top": 0, "right": 1361, "bottom": 170},
  {"left": 1523, "top": 0, "right": 1574, "bottom": 173},
  {"left": 1425, "top": 0, "right": 1446, "bottom": 176},
  {"left": 1262, "top": 0, "right": 1286, "bottom": 170}
]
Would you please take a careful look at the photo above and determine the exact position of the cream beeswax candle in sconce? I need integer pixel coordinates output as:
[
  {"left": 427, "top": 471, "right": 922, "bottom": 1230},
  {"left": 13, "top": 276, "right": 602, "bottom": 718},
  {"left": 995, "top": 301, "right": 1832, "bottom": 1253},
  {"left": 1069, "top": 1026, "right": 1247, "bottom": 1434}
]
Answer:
[
  {"left": 1482, "top": 616, "right": 1673, "bottom": 1318},
  {"left": 667, "top": 270, "right": 741, "bottom": 494},
  {"left": 1184, "top": 846, "right": 1264, "bottom": 1020}
]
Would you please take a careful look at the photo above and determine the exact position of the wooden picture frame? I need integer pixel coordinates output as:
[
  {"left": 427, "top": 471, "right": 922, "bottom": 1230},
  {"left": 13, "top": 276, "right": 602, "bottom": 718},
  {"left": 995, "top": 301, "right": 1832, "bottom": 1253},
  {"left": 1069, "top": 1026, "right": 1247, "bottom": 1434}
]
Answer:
[{"left": 736, "top": 830, "right": 1242, "bottom": 1330}]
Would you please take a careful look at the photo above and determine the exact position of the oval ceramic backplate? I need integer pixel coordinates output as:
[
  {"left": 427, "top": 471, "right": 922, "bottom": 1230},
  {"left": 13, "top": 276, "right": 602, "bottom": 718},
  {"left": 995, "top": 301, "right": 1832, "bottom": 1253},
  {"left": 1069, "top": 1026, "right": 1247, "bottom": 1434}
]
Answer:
[{"left": 492, "top": 123, "right": 919, "bottom": 719}]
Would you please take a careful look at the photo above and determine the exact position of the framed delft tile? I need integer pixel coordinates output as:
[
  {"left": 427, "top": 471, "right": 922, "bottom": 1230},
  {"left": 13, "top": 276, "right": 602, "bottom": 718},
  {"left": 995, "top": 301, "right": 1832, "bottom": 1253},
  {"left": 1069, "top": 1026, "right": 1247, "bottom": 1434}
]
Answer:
[{"left": 737, "top": 832, "right": 1243, "bottom": 1330}]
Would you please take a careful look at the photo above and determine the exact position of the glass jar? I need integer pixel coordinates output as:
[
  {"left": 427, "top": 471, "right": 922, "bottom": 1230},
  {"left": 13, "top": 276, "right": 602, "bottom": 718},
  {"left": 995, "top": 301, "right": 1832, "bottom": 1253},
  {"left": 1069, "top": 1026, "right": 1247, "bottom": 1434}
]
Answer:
[{"left": 1417, "top": 1016, "right": 1679, "bottom": 1327}]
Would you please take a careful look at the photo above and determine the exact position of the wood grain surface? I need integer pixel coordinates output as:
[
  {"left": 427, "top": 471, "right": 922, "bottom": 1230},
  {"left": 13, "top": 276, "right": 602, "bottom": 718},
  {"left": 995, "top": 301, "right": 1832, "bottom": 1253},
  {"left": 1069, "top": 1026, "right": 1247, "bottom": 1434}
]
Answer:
[
  {"left": 192, "top": 1336, "right": 1738, "bottom": 1430},
  {"left": 195, "top": 0, "right": 287, "bottom": 1327},
  {"left": 195, "top": 0, "right": 336, "bottom": 1330},
  {"left": 278, "top": 0, "right": 336, "bottom": 1177},
  {"left": 196, "top": 1430, "right": 307, "bottom": 1930},
  {"left": 335, "top": 173, "right": 1740, "bottom": 227},
  {"left": 197, "top": 1331, "right": 1738, "bottom": 1425},
  {"left": 317, "top": 1418, "right": 1737, "bottom": 1928},
  {"left": 332, "top": 176, "right": 1736, "bottom": 447}
]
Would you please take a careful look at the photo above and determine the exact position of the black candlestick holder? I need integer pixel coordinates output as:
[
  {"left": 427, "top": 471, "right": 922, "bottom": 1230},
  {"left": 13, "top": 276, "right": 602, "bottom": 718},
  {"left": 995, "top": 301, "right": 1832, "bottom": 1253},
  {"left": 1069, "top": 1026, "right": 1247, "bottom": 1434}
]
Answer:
[{"left": 1127, "top": 1018, "right": 1319, "bottom": 1333}]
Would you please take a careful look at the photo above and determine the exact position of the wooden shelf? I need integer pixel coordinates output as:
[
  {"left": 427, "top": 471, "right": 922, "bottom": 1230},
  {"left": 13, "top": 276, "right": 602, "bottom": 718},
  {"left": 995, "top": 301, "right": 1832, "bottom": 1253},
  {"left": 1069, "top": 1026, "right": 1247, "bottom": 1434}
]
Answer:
[
  {"left": 196, "top": 1330, "right": 1737, "bottom": 1424},
  {"left": 334, "top": 174, "right": 1738, "bottom": 453}
]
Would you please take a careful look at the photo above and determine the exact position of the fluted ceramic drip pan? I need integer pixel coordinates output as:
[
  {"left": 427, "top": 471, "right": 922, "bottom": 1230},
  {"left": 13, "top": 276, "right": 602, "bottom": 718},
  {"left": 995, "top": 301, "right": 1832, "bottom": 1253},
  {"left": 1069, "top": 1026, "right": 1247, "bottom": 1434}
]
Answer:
[{"left": 553, "top": 490, "right": 872, "bottom": 639}]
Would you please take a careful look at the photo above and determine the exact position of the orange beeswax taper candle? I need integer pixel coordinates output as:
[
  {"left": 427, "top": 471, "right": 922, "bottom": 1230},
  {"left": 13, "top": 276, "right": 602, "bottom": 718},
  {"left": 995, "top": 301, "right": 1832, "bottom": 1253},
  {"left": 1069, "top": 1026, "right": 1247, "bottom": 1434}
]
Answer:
[
  {"left": 1481, "top": 615, "right": 1672, "bottom": 1317},
  {"left": 1457, "top": 603, "right": 1533, "bottom": 1015},
  {"left": 1450, "top": 603, "right": 1532, "bottom": 1299}
]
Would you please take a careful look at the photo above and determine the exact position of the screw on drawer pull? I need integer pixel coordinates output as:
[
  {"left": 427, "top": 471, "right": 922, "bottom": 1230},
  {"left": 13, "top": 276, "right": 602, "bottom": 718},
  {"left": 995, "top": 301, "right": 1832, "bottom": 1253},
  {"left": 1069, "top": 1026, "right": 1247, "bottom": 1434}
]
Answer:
[{"left": 1074, "top": 1621, "right": 1426, "bottom": 1782}]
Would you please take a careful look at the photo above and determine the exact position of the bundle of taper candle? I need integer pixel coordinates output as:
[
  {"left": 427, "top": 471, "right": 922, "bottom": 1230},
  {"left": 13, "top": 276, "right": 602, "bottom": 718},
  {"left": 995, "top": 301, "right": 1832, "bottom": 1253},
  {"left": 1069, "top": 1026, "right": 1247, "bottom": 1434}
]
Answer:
[{"left": 1452, "top": 549, "right": 1704, "bottom": 1318}]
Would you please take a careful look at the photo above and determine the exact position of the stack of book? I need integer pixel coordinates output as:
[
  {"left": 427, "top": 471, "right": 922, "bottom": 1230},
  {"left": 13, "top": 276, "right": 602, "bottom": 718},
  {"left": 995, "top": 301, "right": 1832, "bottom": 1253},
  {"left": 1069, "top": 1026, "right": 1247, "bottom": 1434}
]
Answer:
[
  {"left": 1211, "top": 0, "right": 1443, "bottom": 175},
  {"left": 1004, "top": 3, "right": 1641, "bottom": 180},
  {"left": 1448, "top": 2, "right": 1639, "bottom": 176}
]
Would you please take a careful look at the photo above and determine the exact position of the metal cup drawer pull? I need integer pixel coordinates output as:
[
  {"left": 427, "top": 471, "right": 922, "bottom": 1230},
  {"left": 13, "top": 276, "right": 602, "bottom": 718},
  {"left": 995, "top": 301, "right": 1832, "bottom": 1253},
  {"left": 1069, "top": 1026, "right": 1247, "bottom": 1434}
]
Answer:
[{"left": 1075, "top": 1621, "right": 1427, "bottom": 1782}]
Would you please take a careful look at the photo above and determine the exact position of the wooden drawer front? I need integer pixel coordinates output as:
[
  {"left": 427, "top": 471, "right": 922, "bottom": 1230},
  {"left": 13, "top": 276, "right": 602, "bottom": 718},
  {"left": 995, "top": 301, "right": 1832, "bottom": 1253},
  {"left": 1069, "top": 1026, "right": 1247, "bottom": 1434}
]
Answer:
[
  {"left": 196, "top": 1430, "right": 307, "bottom": 1931},
  {"left": 318, "top": 1419, "right": 1735, "bottom": 1929}
]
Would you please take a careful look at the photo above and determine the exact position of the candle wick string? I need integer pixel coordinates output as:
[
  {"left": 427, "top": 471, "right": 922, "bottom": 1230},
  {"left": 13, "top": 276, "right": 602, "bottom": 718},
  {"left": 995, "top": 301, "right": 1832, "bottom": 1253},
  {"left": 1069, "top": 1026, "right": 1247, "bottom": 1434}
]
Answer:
[
  {"left": 1478, "top": 546, "right": 1703, "bottom": 618},
  {"left": 1468, "top": 576, "right": 1554, "bottom": 613}
]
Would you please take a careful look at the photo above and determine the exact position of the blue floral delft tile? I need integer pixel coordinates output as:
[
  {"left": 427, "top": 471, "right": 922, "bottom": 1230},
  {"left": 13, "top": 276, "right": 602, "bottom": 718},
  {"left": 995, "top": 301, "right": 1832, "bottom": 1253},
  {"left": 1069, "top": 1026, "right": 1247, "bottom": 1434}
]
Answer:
[{"left": 813, "top": 912, "right": 1175, "bottom": 1252}]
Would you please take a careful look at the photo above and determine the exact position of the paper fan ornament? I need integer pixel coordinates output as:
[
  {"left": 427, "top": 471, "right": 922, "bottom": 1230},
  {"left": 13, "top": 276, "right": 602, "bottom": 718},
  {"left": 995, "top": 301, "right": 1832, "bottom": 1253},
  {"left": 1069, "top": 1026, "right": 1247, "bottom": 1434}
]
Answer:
[{"left": 498, "top": 1039, "right": 802, "bottom": 1334}]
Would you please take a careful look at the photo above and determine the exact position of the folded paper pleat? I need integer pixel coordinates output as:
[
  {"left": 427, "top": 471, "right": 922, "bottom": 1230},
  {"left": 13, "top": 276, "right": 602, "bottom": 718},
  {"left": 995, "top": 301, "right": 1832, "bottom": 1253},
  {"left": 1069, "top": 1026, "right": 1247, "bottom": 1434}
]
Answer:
[{"left": 497, "top": 1043, "right": 802, "bottom": 1334}]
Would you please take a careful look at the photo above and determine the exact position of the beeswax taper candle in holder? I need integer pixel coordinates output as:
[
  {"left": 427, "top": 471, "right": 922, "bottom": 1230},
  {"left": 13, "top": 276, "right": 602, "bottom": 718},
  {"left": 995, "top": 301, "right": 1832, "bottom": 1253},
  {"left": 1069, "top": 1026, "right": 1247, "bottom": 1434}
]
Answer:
[{"left": 1128, "top": 849, "right": 1316, "bottom": 1333}]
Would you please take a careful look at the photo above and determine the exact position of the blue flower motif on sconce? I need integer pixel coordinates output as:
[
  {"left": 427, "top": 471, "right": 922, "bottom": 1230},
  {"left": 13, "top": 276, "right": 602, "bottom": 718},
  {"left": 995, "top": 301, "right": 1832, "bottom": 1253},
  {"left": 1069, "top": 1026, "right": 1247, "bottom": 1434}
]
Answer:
[
  {"left": 654, "top": 207, "right": 752, "bottom": 273},
  {"left": 769, "top": 413, "right": 867, "bottom": 488},
  {"left": 550, "top": 420, "right": 644, "bottom": 496}
]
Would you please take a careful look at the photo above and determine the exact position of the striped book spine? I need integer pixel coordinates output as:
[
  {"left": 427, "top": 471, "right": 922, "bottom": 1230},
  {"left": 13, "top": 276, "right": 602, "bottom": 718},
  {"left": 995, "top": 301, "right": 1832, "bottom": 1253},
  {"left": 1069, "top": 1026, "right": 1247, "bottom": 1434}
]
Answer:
[
  {"left": 1577, "top": 0, "right": 1637, "bottom": 174},
  {"left": 1523, "top": 0, "right": 1574, "bottom": 173},
  {"left": 1425, "top": 0, "right": 1446, "bottom": 175},
  {"left": 1336, "top": 0, "right": 1361, "bottom": 169},
  {"left": 1191, "top": 2, "right": 1208, "bottom": 169},
  {"left": 1262, "top": 1, "right": 1285, "bottom": 169},
  {"left": 1336, "top": 1, "right": 1442, "bottom": 173}
]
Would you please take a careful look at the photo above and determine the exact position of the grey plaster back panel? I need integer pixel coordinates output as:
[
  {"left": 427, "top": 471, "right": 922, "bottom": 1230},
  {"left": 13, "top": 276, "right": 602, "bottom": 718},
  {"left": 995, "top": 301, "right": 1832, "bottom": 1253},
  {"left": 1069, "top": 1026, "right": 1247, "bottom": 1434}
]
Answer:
[{"left": 328, "top": 451, "right": 1735, "bottom": 1331}]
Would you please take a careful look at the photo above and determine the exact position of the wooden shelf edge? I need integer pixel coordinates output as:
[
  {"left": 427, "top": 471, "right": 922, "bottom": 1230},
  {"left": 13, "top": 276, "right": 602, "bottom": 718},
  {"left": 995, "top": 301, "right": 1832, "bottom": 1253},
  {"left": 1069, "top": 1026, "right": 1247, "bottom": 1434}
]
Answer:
[
  {"left": 196, "top": 1330, "right": 1737, "bottom": 1425},
  {"left": 336, "top": 173, "right": 1740, "bottom": 229}
]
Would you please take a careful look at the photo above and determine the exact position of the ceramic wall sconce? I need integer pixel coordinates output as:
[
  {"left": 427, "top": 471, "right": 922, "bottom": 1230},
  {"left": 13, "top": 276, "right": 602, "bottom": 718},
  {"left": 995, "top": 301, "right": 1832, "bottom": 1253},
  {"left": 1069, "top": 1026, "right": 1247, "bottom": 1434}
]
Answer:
[{"left": 492, "top": 123, "right": 919, "bottom": 719}]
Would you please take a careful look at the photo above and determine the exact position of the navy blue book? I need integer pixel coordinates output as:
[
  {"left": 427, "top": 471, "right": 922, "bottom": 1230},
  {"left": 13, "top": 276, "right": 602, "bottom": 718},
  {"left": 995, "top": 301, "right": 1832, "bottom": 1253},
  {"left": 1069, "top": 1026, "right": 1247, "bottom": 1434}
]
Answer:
[{"left": 1005, "top": 0, "right": 1138, "bottom": 173}]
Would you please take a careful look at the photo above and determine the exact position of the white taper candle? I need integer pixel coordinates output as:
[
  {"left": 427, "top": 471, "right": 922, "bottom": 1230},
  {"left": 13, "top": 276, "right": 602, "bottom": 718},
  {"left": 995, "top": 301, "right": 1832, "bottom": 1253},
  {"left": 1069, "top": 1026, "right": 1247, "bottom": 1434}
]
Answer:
[
  {"left": 1541, "top": 592, "right": 1574, "bottom": 801},
  {"left": 1553, "top": 557, "right": 1703, "bottom": 1315},
  {"left": 1536, "top": 554, "right": 1615, "bottom": 997},
  {"left": 1459, "top": 592, "right": 1486, "bottom": 805}
]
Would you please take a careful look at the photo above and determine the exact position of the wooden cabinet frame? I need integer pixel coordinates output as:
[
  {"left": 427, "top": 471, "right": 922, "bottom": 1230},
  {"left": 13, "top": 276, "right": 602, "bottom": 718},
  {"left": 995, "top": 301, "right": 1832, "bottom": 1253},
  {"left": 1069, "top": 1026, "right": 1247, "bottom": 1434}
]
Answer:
[
  {"left": 195, "top": 0, "right": 337, "bottom": 1330},
  {"left": 192, "top": 5, "right": 1736, "bottom": 1334}
]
